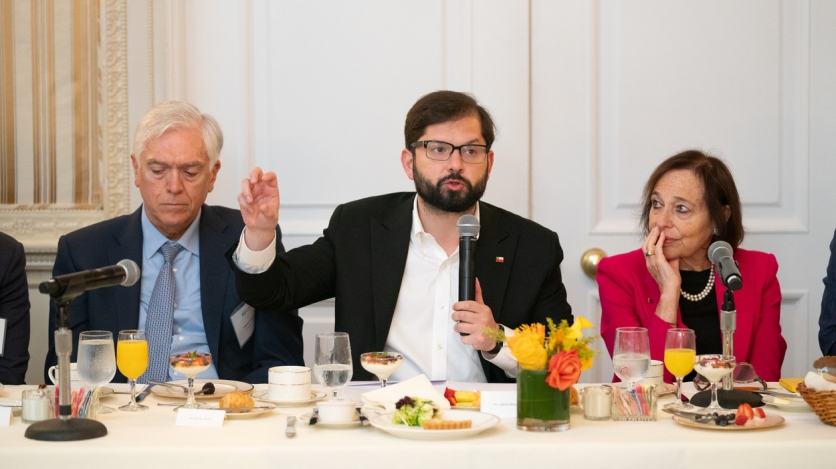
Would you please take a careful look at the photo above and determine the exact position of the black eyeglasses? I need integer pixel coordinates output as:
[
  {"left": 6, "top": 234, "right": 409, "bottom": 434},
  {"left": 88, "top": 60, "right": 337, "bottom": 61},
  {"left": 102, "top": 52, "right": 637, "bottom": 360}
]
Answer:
[{"left": 410, "top": 140, "right": 489, "bottom": 164}]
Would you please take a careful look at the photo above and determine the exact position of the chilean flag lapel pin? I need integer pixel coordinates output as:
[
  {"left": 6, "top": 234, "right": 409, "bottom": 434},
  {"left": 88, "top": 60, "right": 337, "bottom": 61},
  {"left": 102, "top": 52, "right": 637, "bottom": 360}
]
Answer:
[{"left": 495, "top": 257, "right": 504, "bottom": 263}]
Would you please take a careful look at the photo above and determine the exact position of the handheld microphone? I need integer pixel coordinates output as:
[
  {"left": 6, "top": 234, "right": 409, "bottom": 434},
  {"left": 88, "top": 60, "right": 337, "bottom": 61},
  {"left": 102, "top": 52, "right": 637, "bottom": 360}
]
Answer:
[
  {"left": 707, "top": 241, "right": 742, "bottom": 291},
  {"left": 39, "top": 259, "right": 141, "bottom": 299},
  {"left": 457, "top": 214, "right": 480, "bottom": 301}
]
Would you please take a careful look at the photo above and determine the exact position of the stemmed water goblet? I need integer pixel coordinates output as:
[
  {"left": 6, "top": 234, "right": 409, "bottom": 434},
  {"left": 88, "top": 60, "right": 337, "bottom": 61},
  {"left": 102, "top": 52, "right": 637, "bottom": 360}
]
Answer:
[
  {"left": 314, "top": 332, "right": 353, "bottom": 399},
  {"left": 612, "top": 327, "right": 650, "bottom": 388},
  {"left": 116, "top": 330, "right": 149, "bottom": 411},
  {"left": 169, "top": 352, "right": 213, "bottom": 410},
  {"left": 360, "top": 352, "right": 403, "bottom": 388},
  {"left": 77, "top": 330, "right": 117, "bottom": 414},
  {"left": 663, "top": 328, "right": 696, "bottom": 409},
  {"left": 693, "top": 354, "right": 736, "bottom": 413}
]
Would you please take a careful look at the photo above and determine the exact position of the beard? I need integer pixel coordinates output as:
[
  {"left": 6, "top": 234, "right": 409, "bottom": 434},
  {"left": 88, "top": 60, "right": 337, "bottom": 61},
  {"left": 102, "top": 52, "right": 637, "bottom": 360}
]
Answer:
[{"left": 413, "top": 163, "right": 488, "bottom": 214}]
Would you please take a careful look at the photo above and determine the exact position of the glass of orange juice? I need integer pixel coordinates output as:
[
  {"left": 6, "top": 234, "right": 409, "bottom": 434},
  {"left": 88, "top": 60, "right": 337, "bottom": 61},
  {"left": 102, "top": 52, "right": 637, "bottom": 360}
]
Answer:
[
  {"left": 663, "top": 328, "right": 696, "bottom": 409},
  {"left": 117, "top": 330, "right": 149, "bottom": 412}
]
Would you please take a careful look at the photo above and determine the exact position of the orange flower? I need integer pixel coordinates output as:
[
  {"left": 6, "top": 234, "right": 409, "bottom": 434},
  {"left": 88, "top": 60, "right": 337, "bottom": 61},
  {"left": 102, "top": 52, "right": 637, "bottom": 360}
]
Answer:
[{"left": 546, "top": 349, "right": 581, "bottom": 390}]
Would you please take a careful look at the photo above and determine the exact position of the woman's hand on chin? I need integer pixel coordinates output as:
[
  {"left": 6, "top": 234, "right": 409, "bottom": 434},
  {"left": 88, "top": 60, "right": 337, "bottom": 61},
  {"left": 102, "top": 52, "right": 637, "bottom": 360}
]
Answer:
[{"left": 643, "top": 227, "right": 681, "bottom": 324}]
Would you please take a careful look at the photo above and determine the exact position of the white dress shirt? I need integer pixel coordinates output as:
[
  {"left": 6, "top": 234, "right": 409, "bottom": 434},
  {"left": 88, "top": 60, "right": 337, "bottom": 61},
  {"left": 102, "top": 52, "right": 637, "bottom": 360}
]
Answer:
[{"left": 234, "top": 198, "right": 517, "bottom": 382}]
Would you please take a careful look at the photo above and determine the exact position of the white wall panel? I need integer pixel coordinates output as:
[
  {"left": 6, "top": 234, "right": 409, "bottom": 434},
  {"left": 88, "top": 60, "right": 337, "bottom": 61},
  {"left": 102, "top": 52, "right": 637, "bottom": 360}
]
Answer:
[{"left": 593, "top": 0, "right": 809, "bottom": 234}]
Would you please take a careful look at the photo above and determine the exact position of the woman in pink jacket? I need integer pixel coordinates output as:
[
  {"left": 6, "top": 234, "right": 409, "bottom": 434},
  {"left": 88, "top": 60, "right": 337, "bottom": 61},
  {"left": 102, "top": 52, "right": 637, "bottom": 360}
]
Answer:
[{"left": 598, "top": 150, "right": 786, "bottom": 383}]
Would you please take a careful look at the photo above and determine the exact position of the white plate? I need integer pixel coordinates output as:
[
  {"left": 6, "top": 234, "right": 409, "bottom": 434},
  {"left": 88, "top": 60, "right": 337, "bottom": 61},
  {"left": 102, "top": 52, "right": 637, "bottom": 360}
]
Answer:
[
  {"left": 672, "top": 414, "right": 785, "bottom": 431},
  {"left": 151, "top": 379, "right": 254, "bottom": 400},
  {"left": 0, "top": 399, "right": 21, "bottom": 417},
  {"left": 200, "top": 402, "right": 277, "bottom": 419},
  {"left": 251, "top": 389, "right": 327, "bottom": 406},
  {"left": 761, "top": 395, "right": 812, "bottom": 412},
  {"left": 300, "top": 411, "right": 362, "bottom": 428},
  {"left": 370, "top": 409, "right": 500, "bottom": 440}
]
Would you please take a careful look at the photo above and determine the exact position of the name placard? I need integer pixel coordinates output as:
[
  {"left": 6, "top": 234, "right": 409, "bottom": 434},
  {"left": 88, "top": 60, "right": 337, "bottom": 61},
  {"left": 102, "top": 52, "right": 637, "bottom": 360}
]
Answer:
[
  {"left": 0, "top": 406, "right": 11, "bottom": 426},
  {"left": 480, "top": 391, "right": 517, "bottom": 418},
  {"left": 175, "top": 408, "right": 225, "bottom": 428}
]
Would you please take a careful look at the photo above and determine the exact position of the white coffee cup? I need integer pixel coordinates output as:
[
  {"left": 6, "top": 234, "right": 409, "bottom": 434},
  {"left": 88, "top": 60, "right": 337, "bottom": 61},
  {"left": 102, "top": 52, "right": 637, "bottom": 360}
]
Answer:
[
  {"left": 317, "top": 399, "right": 358, "bottom": 424},
  {"left": 639, "top": 359, "right": 664, "bottom": 386},
  {"left": 48, "top": 363, "right": 83, "bottom": 389},
  {"left": 268, "top": 366, "right": 311, "bottom": 401}
]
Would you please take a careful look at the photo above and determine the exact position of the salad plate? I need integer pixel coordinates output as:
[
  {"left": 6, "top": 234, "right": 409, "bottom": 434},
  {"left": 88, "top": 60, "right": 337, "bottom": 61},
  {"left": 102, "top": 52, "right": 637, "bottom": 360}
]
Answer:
[
  {"left": 672, "top": 414, "right": 784, "bottom": 431},
  {"left": 369, "top": 410, "right": 500, "bottom": 440},
  {"left": 151, "top": 379, "right": 253, "bottom": 400}
]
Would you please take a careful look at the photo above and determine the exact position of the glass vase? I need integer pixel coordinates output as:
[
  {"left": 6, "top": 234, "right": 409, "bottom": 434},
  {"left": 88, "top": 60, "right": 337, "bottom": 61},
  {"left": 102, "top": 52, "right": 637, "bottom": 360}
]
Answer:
[{"left": 516, "top": 365, "right": 570, "bottom": 431}]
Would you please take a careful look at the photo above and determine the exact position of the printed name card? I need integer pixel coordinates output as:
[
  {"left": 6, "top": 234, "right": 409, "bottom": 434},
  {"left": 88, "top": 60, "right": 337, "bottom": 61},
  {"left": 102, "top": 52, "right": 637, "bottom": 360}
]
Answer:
[
  {"left": 480, "top": 391, "right": 517, "bottom": 418},
  {"left": 175, "top": 408, "right": 225, "bottom": 428},
  {"left": 0, "top": 406, "right": 11, "bottom": 426}
]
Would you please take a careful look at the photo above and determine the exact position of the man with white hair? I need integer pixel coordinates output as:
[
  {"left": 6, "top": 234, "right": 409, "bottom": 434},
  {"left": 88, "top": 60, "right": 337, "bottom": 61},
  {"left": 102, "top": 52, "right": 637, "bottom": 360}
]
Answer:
[{"left": 45, "top": 100, "right": 303, "bottom": 385}]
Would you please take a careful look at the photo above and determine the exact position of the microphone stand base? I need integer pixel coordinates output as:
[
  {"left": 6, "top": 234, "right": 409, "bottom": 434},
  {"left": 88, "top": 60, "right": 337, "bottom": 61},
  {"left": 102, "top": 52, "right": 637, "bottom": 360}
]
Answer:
[{"left": 24, "top": 418, "right": 107, "bottom": 441}]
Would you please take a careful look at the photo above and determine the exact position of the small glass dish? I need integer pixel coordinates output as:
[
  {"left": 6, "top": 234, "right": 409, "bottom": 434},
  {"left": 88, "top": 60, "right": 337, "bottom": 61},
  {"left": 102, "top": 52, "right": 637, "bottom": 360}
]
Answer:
[{"left": 611, "top": 384, "right": 657, "bottom": 421}]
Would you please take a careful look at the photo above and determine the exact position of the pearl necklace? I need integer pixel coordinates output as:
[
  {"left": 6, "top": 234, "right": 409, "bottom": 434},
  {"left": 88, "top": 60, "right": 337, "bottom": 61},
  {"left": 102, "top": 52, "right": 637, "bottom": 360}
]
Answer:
[{"left": 680, "top": 268, "right": 715, "bottom": 302}]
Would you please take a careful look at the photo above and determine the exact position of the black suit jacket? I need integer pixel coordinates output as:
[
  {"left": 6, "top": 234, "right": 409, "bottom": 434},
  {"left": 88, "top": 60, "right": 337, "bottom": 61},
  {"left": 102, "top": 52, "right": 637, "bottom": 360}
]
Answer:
[
  {"left": 45, "top": 205, "right": 304, "bottom": 384},
  {"left": 0, "top": 232, "right": 30, "bottom": 385},
  {"left": 229, "top": 193, "right": 572, "bottom": 383}
]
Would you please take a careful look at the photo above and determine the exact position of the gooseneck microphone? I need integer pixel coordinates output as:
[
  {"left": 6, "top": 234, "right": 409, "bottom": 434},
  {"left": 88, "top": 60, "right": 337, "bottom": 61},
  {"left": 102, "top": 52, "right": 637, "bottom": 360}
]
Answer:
[
  {"left": 39, "top": 259, "right": 141, "bottom": 299},
  {"left": 708, "top": 241, "right": 742, "bottom": 291},
  {"left": 457, "top": 214, "right": 480, "bottom": 302}
]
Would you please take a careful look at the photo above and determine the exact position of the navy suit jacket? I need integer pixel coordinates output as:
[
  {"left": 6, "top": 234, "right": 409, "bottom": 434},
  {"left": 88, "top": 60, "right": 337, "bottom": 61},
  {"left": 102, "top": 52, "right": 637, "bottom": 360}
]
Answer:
[
  {"left": 229, "top": 193, "right": 573, "bottom": 383},
  {"left": 45, "top": 205, "right": 304, "bottom": 384},
  {"left": 0, "top": 232, "right": 30, "bottom": 384}
]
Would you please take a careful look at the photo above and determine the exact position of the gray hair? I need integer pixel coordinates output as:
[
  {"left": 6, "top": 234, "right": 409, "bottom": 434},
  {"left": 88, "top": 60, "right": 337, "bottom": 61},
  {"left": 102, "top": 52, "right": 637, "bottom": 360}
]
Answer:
[{"left": 133, "top": 100, "right": 223, "bottom": 165}]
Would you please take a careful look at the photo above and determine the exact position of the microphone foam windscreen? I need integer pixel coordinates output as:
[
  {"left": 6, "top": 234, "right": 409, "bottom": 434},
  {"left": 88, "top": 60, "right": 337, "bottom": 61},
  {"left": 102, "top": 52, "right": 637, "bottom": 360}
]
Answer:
[
  {"left": 457, "top": 214, "right": 480, "bottom": 237},
  {"left": 118, "top": 259, "right": 141, "bottom": 286}
]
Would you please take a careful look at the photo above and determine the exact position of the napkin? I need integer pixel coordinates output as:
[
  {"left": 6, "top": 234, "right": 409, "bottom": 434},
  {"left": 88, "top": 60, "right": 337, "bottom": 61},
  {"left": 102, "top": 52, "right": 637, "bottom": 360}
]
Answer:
[
  {"left": 361, "top": 374, "right": 451, "bottom": 412},
  {"left": 803, "top": 371, "right": 836, "bottom": 391}
]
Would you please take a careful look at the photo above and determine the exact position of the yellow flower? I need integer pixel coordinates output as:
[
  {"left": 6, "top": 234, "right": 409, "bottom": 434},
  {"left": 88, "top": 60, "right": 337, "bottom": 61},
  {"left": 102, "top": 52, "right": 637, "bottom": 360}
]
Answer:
[
  {"left": 562, "top": 316, "right": 595, "bottom": 351},
  {"left": 508, "top": 324, "right": 547, "bottom": 370}
]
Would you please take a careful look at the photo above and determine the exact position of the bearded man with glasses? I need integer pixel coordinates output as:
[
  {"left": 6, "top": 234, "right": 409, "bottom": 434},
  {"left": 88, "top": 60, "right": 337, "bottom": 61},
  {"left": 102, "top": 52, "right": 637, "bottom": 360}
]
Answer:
[{"left": 229, "top": 91, "right": 572, "bottom": 384}]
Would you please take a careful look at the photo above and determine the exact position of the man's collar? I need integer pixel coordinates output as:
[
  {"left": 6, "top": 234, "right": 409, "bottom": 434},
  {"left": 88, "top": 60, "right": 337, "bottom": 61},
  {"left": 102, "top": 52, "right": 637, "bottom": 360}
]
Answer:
[
  {"left": 141, "top": 205, "right": 202, "bottom": 259},
  {"left": 411, "top": 196, "right": 481, "bottom": 238}
]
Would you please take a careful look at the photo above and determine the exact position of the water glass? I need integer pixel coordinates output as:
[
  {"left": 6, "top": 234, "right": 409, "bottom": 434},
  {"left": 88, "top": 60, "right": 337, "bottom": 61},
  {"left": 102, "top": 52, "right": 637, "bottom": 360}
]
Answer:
[
  {"left": 78, "top": 330, "right": 117, "bottom": 414},
  {"left": 314, "top": 332, "right": 353, "bottom": 399},
  {"left": 612, "top": 327, "right": 650, "bottom": 387}
]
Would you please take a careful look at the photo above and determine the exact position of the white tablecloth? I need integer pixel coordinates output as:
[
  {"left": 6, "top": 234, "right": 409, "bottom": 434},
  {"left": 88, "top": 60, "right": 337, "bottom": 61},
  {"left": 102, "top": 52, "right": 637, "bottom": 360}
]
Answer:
[{"left": 1, "top": 382, "right": 833, "bottom": 469}]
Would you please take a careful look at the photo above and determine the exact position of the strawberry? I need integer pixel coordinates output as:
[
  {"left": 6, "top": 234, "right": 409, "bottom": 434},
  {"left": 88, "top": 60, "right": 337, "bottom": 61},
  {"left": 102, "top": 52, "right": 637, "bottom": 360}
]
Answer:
[
  {"left": 754, "top": 407, "right": 766, "bottom": 419},
  {"left": 735, "top": 403, "right": 754, "bottom": 425},
  {"left": 735, "top": 414, "right": 749, "bottom": 426},
  {"left": 443, "top": 387, "right": 457, "bottom": 406}
]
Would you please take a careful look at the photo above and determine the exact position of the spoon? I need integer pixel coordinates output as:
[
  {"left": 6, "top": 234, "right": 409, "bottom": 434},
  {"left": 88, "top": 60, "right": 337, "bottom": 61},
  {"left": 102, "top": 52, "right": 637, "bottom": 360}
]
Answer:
[{"left": 149, "top": 380, "right": 215, "bottom": 395}]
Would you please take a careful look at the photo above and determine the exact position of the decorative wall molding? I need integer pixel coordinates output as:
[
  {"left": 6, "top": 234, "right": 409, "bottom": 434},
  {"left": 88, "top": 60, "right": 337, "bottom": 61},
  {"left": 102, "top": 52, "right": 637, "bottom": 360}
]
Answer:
[
  {"left": 779, "top": 289, "right": 809, "bottom": 379},
  {"left": 590, "top": 0, "right": 810, "bottom": 235}
]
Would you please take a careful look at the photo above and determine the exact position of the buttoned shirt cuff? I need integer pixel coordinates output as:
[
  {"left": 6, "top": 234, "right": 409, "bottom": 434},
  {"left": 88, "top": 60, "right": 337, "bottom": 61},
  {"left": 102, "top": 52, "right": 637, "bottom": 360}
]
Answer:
[
  {"left": 481, "top": 325, "right": 518, "bottom": 378},
  {"left": 233, "top": 228, "right": 277, "bottom": 274}
]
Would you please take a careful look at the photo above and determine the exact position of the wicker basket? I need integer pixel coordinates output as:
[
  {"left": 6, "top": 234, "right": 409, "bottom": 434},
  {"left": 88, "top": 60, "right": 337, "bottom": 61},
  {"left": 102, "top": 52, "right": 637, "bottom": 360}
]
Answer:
[{"left": 797, "top": 381, "right": 836, "bottom": 426}]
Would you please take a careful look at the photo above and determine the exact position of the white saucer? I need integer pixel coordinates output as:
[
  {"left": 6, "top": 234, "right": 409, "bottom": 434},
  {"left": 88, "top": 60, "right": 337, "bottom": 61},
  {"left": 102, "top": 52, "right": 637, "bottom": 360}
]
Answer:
[
  {"left": 251, "top": 389, "right": 327, "bottom": 406},
  {"left": 300, "top": 411, "right": 362, "bottom": 428}
]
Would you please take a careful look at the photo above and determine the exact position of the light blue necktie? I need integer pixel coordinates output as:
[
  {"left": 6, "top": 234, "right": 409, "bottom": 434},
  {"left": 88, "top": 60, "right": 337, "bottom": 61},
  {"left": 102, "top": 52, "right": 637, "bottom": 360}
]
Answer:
[{"left": 139, "top": 241, "right": 183, "bottom": 384}]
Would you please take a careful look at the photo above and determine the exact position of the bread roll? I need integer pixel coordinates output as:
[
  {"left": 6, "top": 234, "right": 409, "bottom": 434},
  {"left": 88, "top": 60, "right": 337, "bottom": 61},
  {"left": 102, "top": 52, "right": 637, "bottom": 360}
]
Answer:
[{"left": 219, "top": 391, "right": 254, "bottom": 412}]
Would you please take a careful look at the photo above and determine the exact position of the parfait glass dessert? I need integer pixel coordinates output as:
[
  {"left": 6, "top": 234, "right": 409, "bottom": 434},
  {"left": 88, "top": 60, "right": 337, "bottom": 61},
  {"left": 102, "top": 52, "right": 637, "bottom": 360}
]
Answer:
[
  {"left": 169, "top": 352, "right": 212, "bottom": 410},
  {"left": 360, "top": 352, "right": 403, "bottom": 388},
  {"left": 693, "top": 354, "right": 736, "bottom": 413}
]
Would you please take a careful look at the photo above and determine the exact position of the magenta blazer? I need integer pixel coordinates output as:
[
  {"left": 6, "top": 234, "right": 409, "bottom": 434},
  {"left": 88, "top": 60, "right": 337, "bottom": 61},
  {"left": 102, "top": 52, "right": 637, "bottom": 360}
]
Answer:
[{"left": 598, "top": 248, "right": 786, "bottom": 382}]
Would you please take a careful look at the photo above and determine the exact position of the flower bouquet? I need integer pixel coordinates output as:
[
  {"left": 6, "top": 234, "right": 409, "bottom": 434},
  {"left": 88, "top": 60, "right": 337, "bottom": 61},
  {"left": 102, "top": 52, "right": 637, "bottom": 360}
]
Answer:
[{"left": 486, "top": 317, "right": 597, "bottom": 431}]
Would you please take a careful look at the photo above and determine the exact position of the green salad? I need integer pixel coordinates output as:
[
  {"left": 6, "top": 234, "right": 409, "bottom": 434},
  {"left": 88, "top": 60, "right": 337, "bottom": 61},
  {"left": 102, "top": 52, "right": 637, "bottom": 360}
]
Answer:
[{"left": 392, "top": 396, "right": 439, "bottom": 426}]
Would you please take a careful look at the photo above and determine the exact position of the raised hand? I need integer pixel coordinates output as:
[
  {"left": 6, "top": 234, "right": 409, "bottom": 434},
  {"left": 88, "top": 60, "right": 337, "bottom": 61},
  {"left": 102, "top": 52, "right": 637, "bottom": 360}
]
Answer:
[
  {"left": 238, "top": 167, "right": 280, "bottom": 251},
  {"left": 642, "top": 226, "right": 681, "bottom": 324},
  {"left": 452, "top": 279, "right": 500, "bottom": 351}
]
